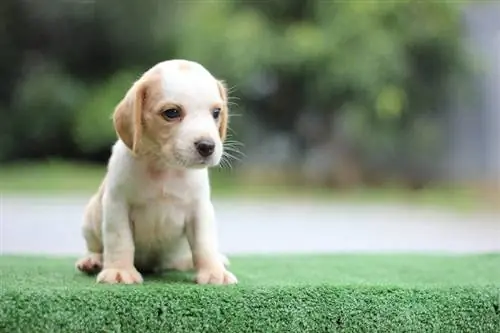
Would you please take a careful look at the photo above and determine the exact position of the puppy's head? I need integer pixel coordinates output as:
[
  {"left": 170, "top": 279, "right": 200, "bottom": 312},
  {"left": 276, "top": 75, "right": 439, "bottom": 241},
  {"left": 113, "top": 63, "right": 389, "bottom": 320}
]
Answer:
[{"left": 113, "top": 60, "right": 229, "bottom": 169}]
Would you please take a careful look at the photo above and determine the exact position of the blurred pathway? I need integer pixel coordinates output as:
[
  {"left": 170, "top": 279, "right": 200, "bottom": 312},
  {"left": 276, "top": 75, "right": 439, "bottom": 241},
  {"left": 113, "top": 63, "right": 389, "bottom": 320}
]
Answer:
[{"left": 1, "top": 195, "right": 499, "bottom": 256}]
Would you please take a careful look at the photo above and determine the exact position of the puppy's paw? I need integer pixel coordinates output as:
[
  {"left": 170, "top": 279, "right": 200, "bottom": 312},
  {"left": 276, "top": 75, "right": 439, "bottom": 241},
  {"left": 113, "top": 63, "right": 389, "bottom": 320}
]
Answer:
[
  {"left": 96, "top": 267, "right": 143, "bottom": 284},
  {"left": 75, "top": 253, "right": 102, "bottom": 275},
  {"left": 196, "top": 265, "right": 238, "bottom": 285}
]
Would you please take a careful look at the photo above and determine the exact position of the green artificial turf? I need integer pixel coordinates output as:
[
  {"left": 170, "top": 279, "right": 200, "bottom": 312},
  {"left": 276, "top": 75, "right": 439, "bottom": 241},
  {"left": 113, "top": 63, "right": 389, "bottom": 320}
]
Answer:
[{"left": 1, "top": 254, "right": 499, "bottom": 333}]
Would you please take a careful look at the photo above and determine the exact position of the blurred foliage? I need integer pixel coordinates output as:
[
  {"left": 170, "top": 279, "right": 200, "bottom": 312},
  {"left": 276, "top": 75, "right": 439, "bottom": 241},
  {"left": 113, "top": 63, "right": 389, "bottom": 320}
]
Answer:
[
  {"left": 0, "top": 0, "right": 471, "bottom": 185},
  {"left": 74, "top": 70, "right": 139, "bottom": 153}
]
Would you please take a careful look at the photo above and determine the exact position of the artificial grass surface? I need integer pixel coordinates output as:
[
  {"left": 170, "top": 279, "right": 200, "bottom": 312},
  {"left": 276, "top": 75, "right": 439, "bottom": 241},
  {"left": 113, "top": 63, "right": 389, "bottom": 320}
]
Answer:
[{"left": 1, "top": 254, "right": 499, "bottom": 332}]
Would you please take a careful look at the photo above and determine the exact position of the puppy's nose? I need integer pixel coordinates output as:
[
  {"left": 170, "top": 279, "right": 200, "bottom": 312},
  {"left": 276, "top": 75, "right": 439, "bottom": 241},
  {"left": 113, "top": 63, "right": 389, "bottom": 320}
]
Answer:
[{"left": 194, "top": 139, "right": 215, "bottom": 157}]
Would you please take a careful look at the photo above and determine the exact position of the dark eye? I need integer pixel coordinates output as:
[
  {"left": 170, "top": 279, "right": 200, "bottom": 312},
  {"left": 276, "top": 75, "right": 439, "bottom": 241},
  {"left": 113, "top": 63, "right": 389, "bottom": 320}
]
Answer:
[
  {"left": 162, "top": 108, "right": 181, "bottom": 120},
  {"left": 212, "top": 108, "right": 221, "bottom": 120}
]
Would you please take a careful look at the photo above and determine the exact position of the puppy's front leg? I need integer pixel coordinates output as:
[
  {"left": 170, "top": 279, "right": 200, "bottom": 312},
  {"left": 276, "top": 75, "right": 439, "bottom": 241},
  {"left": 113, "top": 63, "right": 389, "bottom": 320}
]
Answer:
[
  {"left": 187, "top": 201, "right": 237, "bottom": 285},
  {"left": 96, "top": 193, "right": 143, "bottom": 284}
]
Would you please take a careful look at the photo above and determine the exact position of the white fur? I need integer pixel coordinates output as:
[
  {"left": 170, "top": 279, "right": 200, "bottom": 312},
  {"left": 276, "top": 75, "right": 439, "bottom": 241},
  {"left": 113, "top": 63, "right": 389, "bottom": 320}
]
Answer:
[{"left": 75, "top": 60, "right": 236, "bottom": 285}]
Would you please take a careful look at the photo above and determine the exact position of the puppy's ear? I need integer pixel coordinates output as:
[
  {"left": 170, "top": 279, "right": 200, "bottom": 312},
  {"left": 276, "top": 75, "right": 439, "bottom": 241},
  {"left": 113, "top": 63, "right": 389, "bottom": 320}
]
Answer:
[
  {"left": 216, "top": 80, "right": 229, "bottom": 142},
  {"left": 113, "top": 80, "right": 146, "bottom": 153}
]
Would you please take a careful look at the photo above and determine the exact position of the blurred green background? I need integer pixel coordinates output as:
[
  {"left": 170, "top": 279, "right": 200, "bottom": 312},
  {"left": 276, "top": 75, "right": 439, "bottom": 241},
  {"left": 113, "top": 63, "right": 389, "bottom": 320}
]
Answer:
[{"left": 1, "top": 0, "right": 499, "bottom": 207}]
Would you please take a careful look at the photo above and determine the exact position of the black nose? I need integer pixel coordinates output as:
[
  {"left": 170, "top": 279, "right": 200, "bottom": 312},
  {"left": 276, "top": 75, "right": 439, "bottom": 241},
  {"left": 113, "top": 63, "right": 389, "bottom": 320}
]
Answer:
[{"left": 194, "top": 139, "right": 215, "bottom": 157}]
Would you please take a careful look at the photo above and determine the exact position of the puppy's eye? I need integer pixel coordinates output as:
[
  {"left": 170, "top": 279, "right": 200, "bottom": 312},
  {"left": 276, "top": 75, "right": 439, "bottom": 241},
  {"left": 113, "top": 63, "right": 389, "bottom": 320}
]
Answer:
[
  {"left": 212, "top": 108, "right": 221, "bottom": 120},
  {"left": 162, "top": 108, "right": 181, "bottom": 120}
]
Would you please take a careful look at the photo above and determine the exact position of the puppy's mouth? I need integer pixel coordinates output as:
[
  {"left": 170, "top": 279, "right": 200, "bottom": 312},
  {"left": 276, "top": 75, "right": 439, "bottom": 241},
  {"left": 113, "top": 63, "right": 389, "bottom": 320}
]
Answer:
[
  {"left": 189, "top": 155, "right": 220, "bottom": 168},
  {"left": 172, "top": 151, "right": 220, "bottom": 169}
]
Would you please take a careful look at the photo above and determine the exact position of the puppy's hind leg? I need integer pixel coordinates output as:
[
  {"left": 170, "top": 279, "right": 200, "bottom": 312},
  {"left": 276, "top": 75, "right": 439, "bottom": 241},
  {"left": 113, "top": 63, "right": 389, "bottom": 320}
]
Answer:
[{"left": 75, "top": 193, "right": 104, "bottom": 275}]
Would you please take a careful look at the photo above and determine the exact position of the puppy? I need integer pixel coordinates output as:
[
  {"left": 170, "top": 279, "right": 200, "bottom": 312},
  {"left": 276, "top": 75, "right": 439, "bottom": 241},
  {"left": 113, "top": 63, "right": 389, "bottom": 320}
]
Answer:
[{"left": 75, "top": 59, "right": 237, "bottom": 285}]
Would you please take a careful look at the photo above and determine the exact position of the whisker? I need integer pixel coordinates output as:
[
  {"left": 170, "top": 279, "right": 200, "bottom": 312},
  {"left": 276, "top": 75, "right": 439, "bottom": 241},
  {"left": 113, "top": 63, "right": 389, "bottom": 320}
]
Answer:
[
  {"left": 227, "top": 85, "right": 238, "bottom": 94},
  {"left": 227, "top": 145, "right": 243, "bottom": 151},
  {"left": 217, "top": 159, "right": 225, "bottom": 169},
  {"left": 224, "top": 141, "right": 244, "bottom": 147},
  {"left": 226, "top": 127, "right": 238, "bottom": 136},
  {"left": 219, "top": 155, "right": 233, "bottom": 170},
  {"left": 223, "top": 150, "right": 246, "bottom": 159},
  {"left": 225, "top": 159, "right": 233, "bottom": 170},
  {"left": 224, "top": 143, "right": 245, "bottom": 151},
  {"left": 219, "top": 158, "right": 226, "bottom": 169},
  {"left": 223, "top": 151, "right": 243, "bottom": 163},
  {"left": 224, "top": 144, "right": 244, "bottom": 149},
  {"left": 223, "top": 151, "right": 239, "bottom": 159},
  {"left": 224, "top": 144, "right": 245, "bottom": 152},
  {"left": 224, "top": 138, "right": 244, "bottom": 144},
  {"left": 224, "top": 147, "right": 245, "bottom": 155}
]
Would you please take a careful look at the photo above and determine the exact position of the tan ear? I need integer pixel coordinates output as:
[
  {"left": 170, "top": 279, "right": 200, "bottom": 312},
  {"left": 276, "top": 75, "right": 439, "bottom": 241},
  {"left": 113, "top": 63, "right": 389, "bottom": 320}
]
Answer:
[
  {"left": 113, "top": 80, "right": 146, "bottom": 153},
  {"left": 216, "top": 80, "right": 229, "bottom": 142}
]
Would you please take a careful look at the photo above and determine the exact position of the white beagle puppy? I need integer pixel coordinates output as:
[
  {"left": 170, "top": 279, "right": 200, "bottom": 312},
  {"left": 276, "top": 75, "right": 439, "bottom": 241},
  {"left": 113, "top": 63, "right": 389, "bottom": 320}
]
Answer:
[{"left": 75, "top": 59, "right": 237, "bottom": 285}]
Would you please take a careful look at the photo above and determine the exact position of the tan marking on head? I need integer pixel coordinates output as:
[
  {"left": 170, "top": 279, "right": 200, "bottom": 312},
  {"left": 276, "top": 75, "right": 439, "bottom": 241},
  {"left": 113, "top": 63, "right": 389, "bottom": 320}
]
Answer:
[
  {"left": 178, "top": 61, "right": 193, "bottom": 71},
  {"left": 114, "top": 60, "right": 231, "bottom": 169},
  {"left": 216, "top": 80, "right": 229, "bottom": 142},
  {"left": 112, "top": 68, "right": 164, "bottom": 154}
]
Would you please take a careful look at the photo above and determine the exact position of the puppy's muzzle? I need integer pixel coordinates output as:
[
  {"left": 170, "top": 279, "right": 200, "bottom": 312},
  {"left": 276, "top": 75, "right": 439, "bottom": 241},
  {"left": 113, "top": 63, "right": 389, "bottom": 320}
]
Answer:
[{"left": 194, "top": 139, "right": 215, "bottom": 157}]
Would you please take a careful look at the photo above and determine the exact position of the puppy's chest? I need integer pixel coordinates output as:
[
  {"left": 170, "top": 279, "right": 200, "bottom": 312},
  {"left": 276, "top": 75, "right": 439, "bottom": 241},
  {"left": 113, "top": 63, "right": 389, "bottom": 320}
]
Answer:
[
  {"left": 129, "top": 179, "right": 194, "bottom": 243},
  {"left": 129, "top": 197, "right": 189, "bottom": 247}
]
